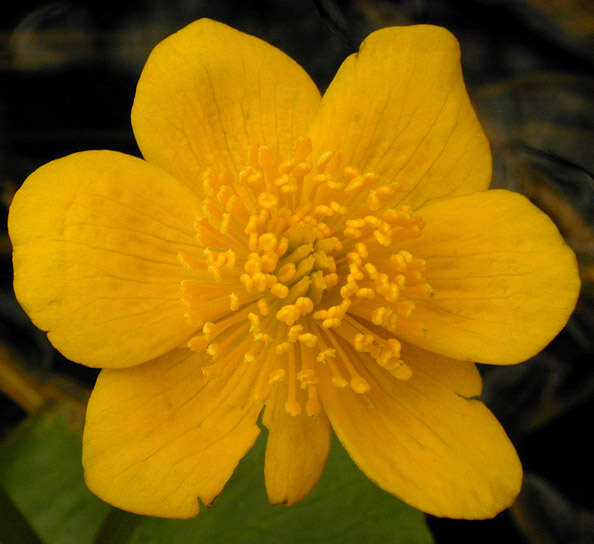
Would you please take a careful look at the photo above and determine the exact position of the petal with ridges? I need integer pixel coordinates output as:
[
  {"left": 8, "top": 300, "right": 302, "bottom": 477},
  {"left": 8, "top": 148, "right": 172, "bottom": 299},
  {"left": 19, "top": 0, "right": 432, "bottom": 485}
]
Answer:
[
  {"left": 263, "top": 379, "right": 331, "bottom": 505},
  {"left": 307, "top": 25, "right": 490, "bottom": 209},
  {"left": 401, "top": 189, "right": 581, "bottom": 364},
  {"left": 132, "top": 18, "right": 321, "bottom": 193},
  {"left": 83, "top": 347, "right": 262, "bottom": 518},
  {"left": 9, "top": 151, "right": 203, "bottom": 368},
  {"left": 317, "top": 341, "right": 522, "bottom": 519}
]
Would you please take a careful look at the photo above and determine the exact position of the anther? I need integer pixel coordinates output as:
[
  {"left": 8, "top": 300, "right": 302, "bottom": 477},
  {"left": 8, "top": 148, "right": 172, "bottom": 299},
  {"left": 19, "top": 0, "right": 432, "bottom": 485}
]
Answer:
[
  {"left": 288, "top": 325, "right": 304, "bottom": 342},
  {"left": 277, "top": 262, "right": 296, "bottom": 283},
  {"left": 298, "top": 333, "right": 318, "bottom": 348},
  {"left": 258, "top": 192, "right": 278, "bottom": 209},
  {"left": 295, "top": 297, "right": 314, "bottom": 315},
  {"left": 271, "top": 283, "right": 289, "bottom": 299},
  {"left": 181, "top": 139, "right": 433, "bottom": 412},
  {"left": 276, "top": 305, "right": 301, "bottom": 326},
  {"left": 258, "top": 233, "right": 278, "bottom": 252},
  {"left": 316, "top": 151, "right": 335, "bottom": 171},
  {"left": 257, "top": 298, "right": 270, "bottom": 316}
]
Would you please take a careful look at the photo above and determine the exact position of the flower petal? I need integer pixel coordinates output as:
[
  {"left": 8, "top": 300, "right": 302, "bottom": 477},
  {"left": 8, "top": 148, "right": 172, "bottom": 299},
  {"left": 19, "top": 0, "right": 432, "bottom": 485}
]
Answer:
[
  {"left": 401, "top": 189, "right": 580, "bottom": 364},
  {"left": 307, "top": 25, "right": 490, "bottom": 208},
  {"left": 317, "top": 342, "right": 522, "bottom": 519},
  {"left": 262, "top": 380, "right": 331, "bottom": 505},
  {"left": 83, "top": 347, "right": 262, "bottom": 518},
  {"left": 132, "top": 18, "right": 321, "bottom": 191},
  {"left": 9, "top": 151, "right": 203, "bottom": 368}
]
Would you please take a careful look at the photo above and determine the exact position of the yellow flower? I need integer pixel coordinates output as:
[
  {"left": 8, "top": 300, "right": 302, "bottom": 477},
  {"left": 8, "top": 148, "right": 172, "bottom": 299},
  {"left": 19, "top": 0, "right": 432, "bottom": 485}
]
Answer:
[{"left": 9, "top": 19, "right": 579, "bottom": 520}]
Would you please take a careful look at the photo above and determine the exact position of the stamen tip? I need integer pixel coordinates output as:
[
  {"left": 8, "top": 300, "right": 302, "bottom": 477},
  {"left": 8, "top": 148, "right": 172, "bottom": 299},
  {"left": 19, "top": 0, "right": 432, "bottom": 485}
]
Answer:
[{"left": 350, "top": 376, "right": 370, "bottom": 394}]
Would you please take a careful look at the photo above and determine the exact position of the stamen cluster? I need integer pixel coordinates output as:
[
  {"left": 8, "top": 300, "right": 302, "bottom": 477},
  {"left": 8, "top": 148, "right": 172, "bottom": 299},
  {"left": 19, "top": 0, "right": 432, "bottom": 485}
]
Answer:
[{"left": 179, "top": 137, "right": 433, "bottom": 416}]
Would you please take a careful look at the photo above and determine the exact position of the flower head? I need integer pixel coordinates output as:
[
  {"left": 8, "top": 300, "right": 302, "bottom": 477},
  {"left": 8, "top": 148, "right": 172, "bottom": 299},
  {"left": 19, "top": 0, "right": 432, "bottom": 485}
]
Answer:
[{"left": 9, "top": 19, "right": 579, "bottom": 520}]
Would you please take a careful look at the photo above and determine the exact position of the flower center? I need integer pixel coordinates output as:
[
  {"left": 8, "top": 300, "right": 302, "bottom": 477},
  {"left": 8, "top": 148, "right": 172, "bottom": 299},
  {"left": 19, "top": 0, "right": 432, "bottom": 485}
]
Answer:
[{"left": 179, "top": 138, "right": 432, "bottom": 416}]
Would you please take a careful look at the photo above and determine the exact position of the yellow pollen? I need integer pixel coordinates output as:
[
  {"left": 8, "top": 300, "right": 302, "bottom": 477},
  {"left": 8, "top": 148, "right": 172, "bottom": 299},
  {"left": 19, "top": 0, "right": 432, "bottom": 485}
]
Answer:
[
  {"left": 248, "top": 313, "right": 260, "bottom": 331},
  {"left": 258, "top": 233, "right": 278, "bottom": 252},
  {"left": 276, "top": 342, "right": 291, "bottom": 355},
  {"left": 179, "top": 138, "right": 430, "bottom": 416},
  {"left": 244, "top": 352, "right": 257, "bottom": 364},
  {"left": 295, "top": 297, "right": 314, "bottom": 315},
  {"left": 288, "top": 325, "right": 304, "bottom": 342},
  {"left": 257, "top": 298, "right": 270, "bottom": 316},
  {"left": 254, "top": 333, "right": 272, "bottom": 344},
  {"left": 276, "top": 305, "right": 301, "bottom": 326},
  {"left": 271, "top": 283, "right": 289, "bottom": 299},
  {"left": 298, "top": 333, "right": 318, "bottom": 348},
  {"left": 324, "top": 273, "right": 338, "bottom": 287},
  {"left": 258, "top": 192, "right": 278, "bottom": 209},
  {"left": 277, "top": 262, "right": 296, "bottom": 283}
]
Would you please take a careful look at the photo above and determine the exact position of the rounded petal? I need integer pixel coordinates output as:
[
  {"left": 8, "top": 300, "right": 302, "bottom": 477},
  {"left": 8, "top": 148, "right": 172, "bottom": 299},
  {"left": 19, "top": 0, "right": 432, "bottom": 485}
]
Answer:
[
  {"left": 307, "top": 25, "right": 491, "bottom": 208},
  {"left": 132, "top": 18, "right": 321, "bottom": 192},
  {"left": 83, "top": 347, "right": 262, "bottom": 518},
  {"left": 9, "top": 151, "right": 203, "bottom": 368},
  {"left": 401, "top": 189, "right": 581, "bottom": 364},
  {"left": 317, "top": 342, "right": 522, "bottom": 519},
  {"left": 262, "top": 380, "right": 331, "bottom": 505}
]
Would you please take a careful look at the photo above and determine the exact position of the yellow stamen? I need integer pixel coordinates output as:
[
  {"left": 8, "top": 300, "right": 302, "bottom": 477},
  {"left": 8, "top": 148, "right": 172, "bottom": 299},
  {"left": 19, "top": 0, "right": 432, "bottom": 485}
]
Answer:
[{"left": 179, "top": 138, "right": 430, "bottom": 415}]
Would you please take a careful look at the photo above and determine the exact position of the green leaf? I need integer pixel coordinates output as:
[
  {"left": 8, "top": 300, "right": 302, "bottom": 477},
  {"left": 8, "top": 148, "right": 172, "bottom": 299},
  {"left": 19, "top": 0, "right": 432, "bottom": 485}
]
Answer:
[
  {"left": 0, "top": 485, "right": 43, "bottom": 544},
  {"left": 95, "top": 432, "right": 433, "bottom": 544},
  {"left": 0, "top": 409, "right": 432, "bottom": 543},
  {"left": 0, "top": 410, "right": 111, "bottom": 544}
]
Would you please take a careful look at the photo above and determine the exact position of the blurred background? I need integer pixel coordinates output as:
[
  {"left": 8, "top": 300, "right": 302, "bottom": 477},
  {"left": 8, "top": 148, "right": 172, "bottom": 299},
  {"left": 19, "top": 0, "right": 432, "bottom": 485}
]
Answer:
[{"left": 0, "top": 1, "right": 592, "bottom": 542}]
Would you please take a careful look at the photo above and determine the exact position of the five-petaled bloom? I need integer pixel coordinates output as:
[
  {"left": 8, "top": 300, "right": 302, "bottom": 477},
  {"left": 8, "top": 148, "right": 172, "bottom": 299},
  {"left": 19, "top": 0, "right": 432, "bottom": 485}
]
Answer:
[{"left": 9, "top": 19, "right": 579, "bottom": 519}]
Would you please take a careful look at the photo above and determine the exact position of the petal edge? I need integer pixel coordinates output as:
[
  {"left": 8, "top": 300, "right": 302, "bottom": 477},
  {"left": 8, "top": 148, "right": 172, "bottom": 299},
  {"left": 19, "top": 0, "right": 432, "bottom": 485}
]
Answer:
[
  {"left": 307, "top": 24, "right": 491, "bottom": 209},
  {"left": 83, "top": 348, "right": 262, "bottom": 518},
  {"left": 402, "top": 189, "right": 581, "bottom": 364},
  {"left": 317, "top": 343, "right": 522, "bottom": 519},
  {"left": 132, "top": 18, "right": 321, "bottom": 193},
  {"left": 9, "top": 151, "right": 203, "bottom": 368}
]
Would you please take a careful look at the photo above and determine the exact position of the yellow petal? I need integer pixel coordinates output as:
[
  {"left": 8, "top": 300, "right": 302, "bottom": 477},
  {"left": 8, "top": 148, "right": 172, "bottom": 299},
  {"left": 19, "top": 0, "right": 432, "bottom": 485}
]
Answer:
[
  {"left": 307, "top": 25, "right": 490, "bottom": 208},
  {"left": 132, "top": 18, "right": 321, "bottom": 191},
  {"left": 317, "top": 342, "right": 522, "bottom": 519},
  {"left": 262, "top": 379, "right": 330, "bottom": 505},
  {"left": 83, "top": 347, "right": 262, "bottom": 518},
  {"left": 9, "top": 151, "right": 203, "bottom": 368},
  {"left": 401, "top": 189, "right": 580, "bottom": 364}
]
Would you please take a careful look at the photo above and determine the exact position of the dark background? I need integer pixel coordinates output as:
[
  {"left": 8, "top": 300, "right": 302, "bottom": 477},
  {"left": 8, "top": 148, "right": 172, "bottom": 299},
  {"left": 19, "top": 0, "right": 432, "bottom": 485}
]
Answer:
[{"left": 1, "top": 1, "right": 593, "bottom": 542}]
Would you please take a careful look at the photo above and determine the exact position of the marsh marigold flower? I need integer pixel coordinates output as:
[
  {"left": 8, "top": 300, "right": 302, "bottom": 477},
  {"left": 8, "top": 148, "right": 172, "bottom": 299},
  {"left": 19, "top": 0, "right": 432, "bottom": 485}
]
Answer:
[{"left": 9, "top": 19, "right": 580, "bottom": 519}]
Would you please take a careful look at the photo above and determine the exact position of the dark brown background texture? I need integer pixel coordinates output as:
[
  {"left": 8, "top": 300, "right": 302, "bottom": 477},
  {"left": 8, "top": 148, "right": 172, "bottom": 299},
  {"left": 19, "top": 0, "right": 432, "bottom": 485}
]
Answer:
[{"left": 1, "top": 1, "right": 593, "bottom": 542}]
